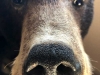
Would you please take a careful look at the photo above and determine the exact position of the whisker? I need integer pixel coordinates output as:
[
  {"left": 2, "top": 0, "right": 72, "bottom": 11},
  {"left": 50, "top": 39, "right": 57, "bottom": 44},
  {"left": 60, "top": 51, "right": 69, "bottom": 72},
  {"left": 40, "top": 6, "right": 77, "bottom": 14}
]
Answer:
[
  {"left": 93, "top": 66, "right": 100, "bottom": 73},
  {"left": 4, "top": 61, "right": 13, "bottom": 69},
  {"left": 91, "top": 59, "right": 98, "bottom": 63}
]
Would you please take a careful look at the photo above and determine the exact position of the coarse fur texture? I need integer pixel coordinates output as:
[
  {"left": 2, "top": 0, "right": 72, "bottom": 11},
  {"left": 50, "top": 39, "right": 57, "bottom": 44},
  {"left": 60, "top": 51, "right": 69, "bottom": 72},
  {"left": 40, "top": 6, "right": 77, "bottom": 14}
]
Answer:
[{"left": 0, "top": 0, "right": 94, "bottom": 75}]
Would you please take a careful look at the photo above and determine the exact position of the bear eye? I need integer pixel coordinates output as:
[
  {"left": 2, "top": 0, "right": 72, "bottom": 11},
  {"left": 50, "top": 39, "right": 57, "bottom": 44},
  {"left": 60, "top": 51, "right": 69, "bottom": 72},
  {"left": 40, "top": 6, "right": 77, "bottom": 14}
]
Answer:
[
  {"left": 73, "top": 0, "right": 84, "bottom": 7},
  {"left": 13, "top": 0, "right": 23, "bottom": 4}
]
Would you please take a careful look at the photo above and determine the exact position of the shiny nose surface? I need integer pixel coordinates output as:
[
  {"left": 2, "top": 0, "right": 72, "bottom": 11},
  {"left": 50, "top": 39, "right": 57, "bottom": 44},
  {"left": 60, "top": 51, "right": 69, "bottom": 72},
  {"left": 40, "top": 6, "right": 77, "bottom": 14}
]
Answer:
[{"left": 23, "top": 43, "right": 81, "bottom": 75}]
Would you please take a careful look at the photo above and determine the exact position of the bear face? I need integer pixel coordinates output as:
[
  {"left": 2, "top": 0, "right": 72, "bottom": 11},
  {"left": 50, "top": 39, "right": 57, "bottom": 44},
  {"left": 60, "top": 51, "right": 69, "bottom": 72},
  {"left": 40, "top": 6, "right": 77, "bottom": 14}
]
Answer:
[{"left": 0, "top": 0, "right": 94, "bottom": 75}]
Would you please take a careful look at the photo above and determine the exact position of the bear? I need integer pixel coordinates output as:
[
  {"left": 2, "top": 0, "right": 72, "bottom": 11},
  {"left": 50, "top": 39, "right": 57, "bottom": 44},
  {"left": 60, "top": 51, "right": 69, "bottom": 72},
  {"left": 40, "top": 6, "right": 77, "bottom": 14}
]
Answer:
[{"left": 0, "top": 0, "right": 94, "bottom": 75}]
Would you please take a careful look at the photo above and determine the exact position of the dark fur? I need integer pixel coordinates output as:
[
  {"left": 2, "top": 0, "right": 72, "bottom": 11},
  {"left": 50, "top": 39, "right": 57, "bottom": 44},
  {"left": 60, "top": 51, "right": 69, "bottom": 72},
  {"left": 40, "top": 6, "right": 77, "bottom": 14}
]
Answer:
[{"left": 0, "top": 0, "right": 93, "bottom": 75}]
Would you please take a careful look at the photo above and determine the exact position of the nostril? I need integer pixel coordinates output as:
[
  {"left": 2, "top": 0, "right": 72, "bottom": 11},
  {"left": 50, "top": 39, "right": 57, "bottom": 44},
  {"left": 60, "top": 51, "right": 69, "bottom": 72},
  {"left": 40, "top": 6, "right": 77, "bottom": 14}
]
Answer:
[
  {"left": 57, "top": 64, "right": 75, "bottom": 75},
  {"left": 26, "top": 65, "right": 46, "bottom": 75}
]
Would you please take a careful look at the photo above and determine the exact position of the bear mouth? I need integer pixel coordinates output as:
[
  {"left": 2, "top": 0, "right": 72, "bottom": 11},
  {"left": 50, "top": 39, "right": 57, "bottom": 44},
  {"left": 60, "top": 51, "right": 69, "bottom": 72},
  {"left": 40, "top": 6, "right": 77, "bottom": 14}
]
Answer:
[{"left": 23, "top": 62, "right": 76, "bottom": 75}]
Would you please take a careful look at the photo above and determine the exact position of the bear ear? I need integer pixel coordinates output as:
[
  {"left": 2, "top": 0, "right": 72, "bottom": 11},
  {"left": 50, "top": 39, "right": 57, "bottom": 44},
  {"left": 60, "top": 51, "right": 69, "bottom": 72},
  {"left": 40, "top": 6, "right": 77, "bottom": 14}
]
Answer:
[{"left": 72, "top": 0, "right": 84, "bottom": 7}]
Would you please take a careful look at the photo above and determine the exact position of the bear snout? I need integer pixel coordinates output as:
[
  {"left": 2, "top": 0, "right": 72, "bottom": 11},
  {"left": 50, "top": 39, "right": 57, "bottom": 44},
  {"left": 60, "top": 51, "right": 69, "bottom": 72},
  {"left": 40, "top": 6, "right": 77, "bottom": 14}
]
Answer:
[{"left": 23, "top": 43, "right": 81, "bottom": 75}]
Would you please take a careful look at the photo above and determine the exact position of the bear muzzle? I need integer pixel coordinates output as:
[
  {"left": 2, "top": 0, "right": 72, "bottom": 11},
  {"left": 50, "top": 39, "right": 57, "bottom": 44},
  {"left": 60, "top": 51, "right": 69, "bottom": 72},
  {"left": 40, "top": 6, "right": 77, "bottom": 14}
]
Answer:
[{"left": 23, "top": 43, "right": 81, "bottom": 75}]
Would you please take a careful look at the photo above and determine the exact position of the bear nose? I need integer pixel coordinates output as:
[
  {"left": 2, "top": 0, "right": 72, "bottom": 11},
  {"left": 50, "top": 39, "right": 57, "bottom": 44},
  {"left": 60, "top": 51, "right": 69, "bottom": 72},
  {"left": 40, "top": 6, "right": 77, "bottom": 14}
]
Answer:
[{"left": 23, "top": 43, "right": 81, "bottom": 75}]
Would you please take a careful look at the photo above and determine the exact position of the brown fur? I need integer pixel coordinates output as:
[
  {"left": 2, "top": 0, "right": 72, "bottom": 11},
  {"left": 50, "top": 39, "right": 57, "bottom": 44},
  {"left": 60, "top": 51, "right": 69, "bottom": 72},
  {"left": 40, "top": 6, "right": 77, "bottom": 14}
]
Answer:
[{"left": 0, "top": 0, "right": 94, "bottom": 75}]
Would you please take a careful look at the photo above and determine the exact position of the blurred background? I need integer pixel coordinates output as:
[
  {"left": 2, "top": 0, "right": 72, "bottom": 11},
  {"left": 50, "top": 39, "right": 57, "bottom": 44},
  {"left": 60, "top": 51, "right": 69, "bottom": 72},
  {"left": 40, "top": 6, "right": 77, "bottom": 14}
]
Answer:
[{"left": 83, "top": 0, "right": 100, "bottom": 75}]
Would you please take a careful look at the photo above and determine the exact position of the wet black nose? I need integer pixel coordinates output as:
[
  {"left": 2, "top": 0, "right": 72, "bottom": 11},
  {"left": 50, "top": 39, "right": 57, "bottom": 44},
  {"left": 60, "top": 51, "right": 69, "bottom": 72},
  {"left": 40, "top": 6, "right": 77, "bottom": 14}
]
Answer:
[{"left": 23, "top": 43, "right": 81, "bottom": 75}]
